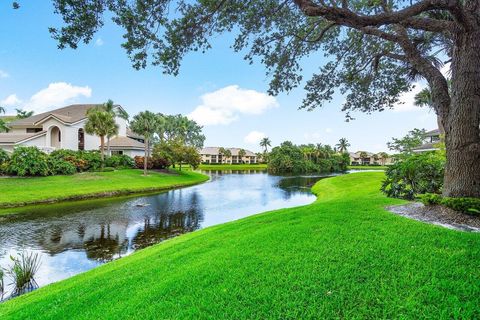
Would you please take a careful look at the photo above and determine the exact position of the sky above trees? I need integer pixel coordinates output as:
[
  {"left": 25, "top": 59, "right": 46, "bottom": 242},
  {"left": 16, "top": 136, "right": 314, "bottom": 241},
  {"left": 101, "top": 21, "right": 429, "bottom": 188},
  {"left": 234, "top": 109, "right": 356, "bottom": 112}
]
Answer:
[{"left": 0, "top": 1, "right": 437, "bottom": 152}]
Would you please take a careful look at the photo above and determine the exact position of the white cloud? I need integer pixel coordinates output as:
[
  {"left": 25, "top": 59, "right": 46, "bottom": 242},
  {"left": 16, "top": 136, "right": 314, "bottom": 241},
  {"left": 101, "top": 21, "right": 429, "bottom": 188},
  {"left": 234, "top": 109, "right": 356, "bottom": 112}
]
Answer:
[
  {"left": 95, "top": 38, "right": 104, "bottom": 46},
  {"left": 244, "top": 131, "right": 266, "bottom": 144},
  {"left": 1, "top": 94, "right": 22, "bottom": 107},
  {"left": 188, "top": 85, "right": 279, "bottom": 126},
  {"left": 325, "top": 128, "right": 333, "bottom": 133},
  {"left": 0, "top": 70, "right": 9, "bottom": 78},
  {"left": 27, "top": 82, "right": 92, "bottom": 113}
]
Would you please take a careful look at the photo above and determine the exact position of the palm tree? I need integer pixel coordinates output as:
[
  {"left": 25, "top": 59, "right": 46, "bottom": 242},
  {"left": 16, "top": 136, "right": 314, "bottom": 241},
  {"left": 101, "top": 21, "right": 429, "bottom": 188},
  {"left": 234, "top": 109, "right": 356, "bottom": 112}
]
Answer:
[
  {"left": 335, "top": 138, "right": 350, "bottom": 153},
  {"left": 84, "top": 109, "right": 118, "bottom": 166},
  {"left": 359, "top": 151, "right": 369, "bottom": 165},
  {"left": 414, "top": 86, "right": 446, "bottom": 135},
  {"left": 224, "top": 149, "right": 232, "bottom": 164},
  {"left": 218, "top": 147, "right": 226, "bottom": 164},
  {"left": 99, "top": 100, "right": 129, "bottom": 155},
  {"left": 259, "top": 137, "right": 271, "bottom": 153},
  {"left": 15, "top": 108, "right": 34, "bottom": 119},
  {"left": 130, "top": 111, "right": 160, "bottom": 175},
  {"left": 0, "top": 106, "right": 8, "bottom": 133},
  {"left": 378, "top": 152, "right": 390, "bottom": 166},
  {"left": 238, "top": 149, "right": 246, "bottom": 164}
]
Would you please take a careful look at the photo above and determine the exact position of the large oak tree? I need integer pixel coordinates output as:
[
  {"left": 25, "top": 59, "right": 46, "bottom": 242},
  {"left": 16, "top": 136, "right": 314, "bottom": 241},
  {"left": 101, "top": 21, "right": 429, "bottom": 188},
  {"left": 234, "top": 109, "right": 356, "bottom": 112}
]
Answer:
[{"left": 44, "top": 0, "right": 479, "bottom": 197}]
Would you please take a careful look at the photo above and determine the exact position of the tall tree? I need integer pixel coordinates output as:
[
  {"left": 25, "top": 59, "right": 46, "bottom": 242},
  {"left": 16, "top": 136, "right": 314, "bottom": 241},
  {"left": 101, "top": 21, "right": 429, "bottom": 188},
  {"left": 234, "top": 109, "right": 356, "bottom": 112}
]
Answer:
[
  {"left": 414, "top": 86, "right": 448, "bottom": 135},
  {"left": 378, "top": 152, "right": 390, "bottom": 166},
  {"left": 130, "top": 111, "right": 160, "bottom": 175},
  {"left": 224, "top": 149, "right": 232, "bottom": 163},
  {"left": 15, "top": 108, "right": 33, "bottom": 119},
  {"left": 260, "top": 137, "right": 272, "bottom": 153},
  {"left": 336, "top": 138, "right": 350, "bottom": 153},
  {"left": 84, "top": 109, "right": 118, "bottom": 166},
  {"left": 48, "top": 1, "right": 480, "bottom": 197},
  {"left": 388, "top": 128, "right": 426, "bottom": 155},
  {"left": 238, "top": 149, "right": 246, "bottom": 163},
  {"left": 100, "top": 99, "right": 129, "bottom": 155}
]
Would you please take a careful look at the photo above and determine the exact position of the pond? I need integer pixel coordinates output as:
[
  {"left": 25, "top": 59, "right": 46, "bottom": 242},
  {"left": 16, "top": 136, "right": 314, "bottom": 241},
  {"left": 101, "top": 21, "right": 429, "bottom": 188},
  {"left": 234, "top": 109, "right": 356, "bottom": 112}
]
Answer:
[{"left": 0, "top": 170, "right": 340, "bottom": 300}]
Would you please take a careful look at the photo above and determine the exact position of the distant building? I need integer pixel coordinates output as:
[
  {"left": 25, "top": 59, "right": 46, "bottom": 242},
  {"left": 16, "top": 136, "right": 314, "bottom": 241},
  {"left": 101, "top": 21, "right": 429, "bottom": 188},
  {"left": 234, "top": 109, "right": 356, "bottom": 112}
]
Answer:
[
  {"left": 412, "top": 129, "right": 441, "bottom": 152},
  {"left": 349, "top": 151, "right": 393, "bottom": 166},
  {"left": 199, "top": 147, "right": 258, "bottom": 164}
]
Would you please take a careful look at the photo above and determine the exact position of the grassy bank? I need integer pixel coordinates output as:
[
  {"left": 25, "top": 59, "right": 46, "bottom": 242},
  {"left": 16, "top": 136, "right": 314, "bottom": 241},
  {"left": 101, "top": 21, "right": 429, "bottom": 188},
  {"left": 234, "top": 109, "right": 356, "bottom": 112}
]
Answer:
[
  {"left": 198, "top": 163, "right": 267, "bottom": 170},
  {"left": 348, "top": 165, "right": 388, "bottom": 170},
  {"left": 1, "top": 172, "right": 479, "bottom": 319},
  {"left": 0, "top": 169, "right": 209, "bottom": 209}
]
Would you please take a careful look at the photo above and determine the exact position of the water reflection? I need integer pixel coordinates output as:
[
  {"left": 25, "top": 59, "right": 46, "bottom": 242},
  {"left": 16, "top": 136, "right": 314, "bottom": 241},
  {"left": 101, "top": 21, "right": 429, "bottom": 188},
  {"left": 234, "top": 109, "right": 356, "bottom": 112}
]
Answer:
[{"left": 0, "top": 171, "right": 336, "bottom": 299}]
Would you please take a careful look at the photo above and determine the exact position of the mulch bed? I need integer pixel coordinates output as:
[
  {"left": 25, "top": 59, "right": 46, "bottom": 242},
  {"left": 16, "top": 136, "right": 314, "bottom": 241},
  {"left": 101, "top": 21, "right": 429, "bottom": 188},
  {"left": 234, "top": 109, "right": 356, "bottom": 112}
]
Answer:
[{"left": 386, "top": 202, "right": 480, "bottom": 232}]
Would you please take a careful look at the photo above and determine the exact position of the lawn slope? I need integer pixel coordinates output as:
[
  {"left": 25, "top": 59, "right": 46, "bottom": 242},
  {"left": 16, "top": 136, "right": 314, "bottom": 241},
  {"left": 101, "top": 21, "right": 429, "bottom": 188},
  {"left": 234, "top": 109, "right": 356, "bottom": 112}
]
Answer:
[
  {"left": 1, "top": 172, "right": 479, "bottom": 319},
  {"left": 0, "top": 169, "right": 209, "bottom": 208}
]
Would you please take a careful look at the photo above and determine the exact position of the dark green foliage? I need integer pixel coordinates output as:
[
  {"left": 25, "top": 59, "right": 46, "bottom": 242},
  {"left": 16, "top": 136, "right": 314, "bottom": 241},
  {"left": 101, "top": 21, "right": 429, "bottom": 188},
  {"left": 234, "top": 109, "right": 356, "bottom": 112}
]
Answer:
[
  {"left": 419, "top": 193, "right": 480, "bottom": 216},
  {"left": 47, "top": 158, "right": 77, "bottom": 176},
  {"left": 268, "top": 141, "right": 348, "bottom": 174},
  {"left": 0, "top": 149, "right": 9, "bottom": 165},
  {"left": 387, "top": 128, "right": 427, "bottom": 156},
  {"left": 50, "top": 149, "right": 103, "bottom": 172},
  {"left": 381, "top": 153, "right": 445, "bottom": 200},
  {"left": 152, "top": 139, "right": 201, "bottom": 170},
  {"left": 105, "top": 155, "right": 135, "bottom": 169},
  {"left": 77, "top": 151, "right": 102, "bottom": 171},
  {"left": 7, "top": 147, "right": 50, "bottom": 177}
]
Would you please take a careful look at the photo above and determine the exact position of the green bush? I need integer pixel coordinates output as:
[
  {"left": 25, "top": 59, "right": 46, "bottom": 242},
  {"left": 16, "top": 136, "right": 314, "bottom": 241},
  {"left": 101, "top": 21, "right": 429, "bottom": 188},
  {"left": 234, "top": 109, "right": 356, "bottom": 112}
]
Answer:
[
  {"left": 381, "top": 153, "right": 445, "bottom": 200},
  {"left": 0, "top": 148, "right": 9, "bottom": 165},
  {"left": 7, "top": 147, "right": 50, "bottom": 176},
  {"left": 105, "top": 154, "right": 134, "bottom": 169},
  {"left": 48, "top": 158, "right": 77, "bottom": 175},
  {"left": 419, "top": 193, "right": 480, "bottom": 216},
  {"left": 441, "top": 197, "right": 480, "bottom": 215},
  {"left": 77, "top": 151, "right": 102, "bottom": 171}
]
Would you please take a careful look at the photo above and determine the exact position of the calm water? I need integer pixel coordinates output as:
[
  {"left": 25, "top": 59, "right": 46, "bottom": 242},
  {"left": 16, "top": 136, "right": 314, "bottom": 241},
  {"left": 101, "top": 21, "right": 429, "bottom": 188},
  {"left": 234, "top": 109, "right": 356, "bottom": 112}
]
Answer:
[{"left": 0, "top": 170, "right": 339, "bottom": 299}]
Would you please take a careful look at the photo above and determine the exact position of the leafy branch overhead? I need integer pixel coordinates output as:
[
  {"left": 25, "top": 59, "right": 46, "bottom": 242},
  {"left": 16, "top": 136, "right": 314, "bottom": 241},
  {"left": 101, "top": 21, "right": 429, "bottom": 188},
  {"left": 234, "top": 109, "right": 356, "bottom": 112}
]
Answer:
[{"left": 48, "top": 0, "right": 460, "bottom": 120}]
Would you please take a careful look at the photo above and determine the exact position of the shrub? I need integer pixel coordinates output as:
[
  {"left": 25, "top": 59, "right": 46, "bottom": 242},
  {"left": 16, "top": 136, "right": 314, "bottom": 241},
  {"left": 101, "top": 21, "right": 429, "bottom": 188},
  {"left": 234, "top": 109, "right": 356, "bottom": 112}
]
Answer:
[
  {"left": 105, "top": 154, "right": 134, "bottom": 169},
  {"left": 441, "top": 197, "right": 480, "bottom": 215},
  {"left": 152, "top": 156, "right": 170, "bottom": 169},
  {"left": 0, "top": 148, "right": 9, "bottom": 165},
  {"left": 78, "top": 151, "right": 102, "bottom": 171},
  {"left": 381, "top": 153, "right": 445, "bottom": 200},
  {"left": 419, "top": 193, "right": 480, "bottom": 216},
  {"left": 7, "top": 147, "right": 50, "bottom": 176},
  {"left": 48, "top": 158, "right": 76, "bottom": 175},
  {"left": 134, "top": 156, "right": 153, "bottom": 169}
]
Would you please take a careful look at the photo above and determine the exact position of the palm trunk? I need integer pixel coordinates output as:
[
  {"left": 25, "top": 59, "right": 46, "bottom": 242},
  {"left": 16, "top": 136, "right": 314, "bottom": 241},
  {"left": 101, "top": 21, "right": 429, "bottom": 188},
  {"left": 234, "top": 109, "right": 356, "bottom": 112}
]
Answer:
[
  {"left": 100, "top": 136, "right": 105, "bottom": 168},
  {"left": 442, "top": 29, "right": 480, "bottom": 197},
  {"left": 107, "top": 136, "right": 111, "bottom": 157},
  {"left": 144, "top": 138, "right": 148, "bottom": 176}
]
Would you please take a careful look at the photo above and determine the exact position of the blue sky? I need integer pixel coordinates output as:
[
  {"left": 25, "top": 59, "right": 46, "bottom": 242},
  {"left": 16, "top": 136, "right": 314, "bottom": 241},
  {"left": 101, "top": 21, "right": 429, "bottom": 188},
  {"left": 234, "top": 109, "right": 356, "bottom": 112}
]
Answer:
[{"left": 0, "top": 1, "right": 438, "bottom": 152}]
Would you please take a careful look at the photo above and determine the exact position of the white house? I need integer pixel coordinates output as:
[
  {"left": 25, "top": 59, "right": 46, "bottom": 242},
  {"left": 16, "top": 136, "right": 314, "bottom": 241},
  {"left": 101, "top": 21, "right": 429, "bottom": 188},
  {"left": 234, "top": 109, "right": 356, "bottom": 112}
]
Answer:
[
  {"left": 199, "top": 147, "right": 258, "bottom": 164},
  {"left": 349, "top": 151, "right": 393, "bottom": 166},
  {"left": 0, "top": 104, "right": 145, "bottom": 157}
]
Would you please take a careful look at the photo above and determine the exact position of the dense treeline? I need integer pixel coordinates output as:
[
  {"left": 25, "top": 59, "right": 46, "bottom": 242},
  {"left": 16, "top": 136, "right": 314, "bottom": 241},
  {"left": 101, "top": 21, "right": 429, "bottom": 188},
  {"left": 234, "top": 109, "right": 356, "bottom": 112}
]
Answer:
[{"left": 268, "top": 141, "right": 349, "bottom": 174}]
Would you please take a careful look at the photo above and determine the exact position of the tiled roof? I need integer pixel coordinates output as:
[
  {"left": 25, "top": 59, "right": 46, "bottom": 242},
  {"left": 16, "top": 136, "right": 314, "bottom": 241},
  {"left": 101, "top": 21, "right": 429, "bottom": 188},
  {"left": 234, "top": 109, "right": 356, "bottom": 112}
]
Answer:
[
  {"left": 107, "top": 136, "right": 145, "bottom": 149},
  {"left": 0, "top": 131, "right": 46, "bottom": 144},
  {"left": 8, "top": 104, "right": 99, "bottom": 126},
  {"left": 200, "top": 147, "right": 256, "bottom": 156}
]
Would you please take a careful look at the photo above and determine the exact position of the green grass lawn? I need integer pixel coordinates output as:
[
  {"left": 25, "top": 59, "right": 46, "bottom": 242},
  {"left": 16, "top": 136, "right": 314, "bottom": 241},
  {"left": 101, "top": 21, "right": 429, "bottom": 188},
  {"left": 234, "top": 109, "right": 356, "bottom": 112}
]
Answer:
[
  {"left": 348, "top": 165, "right": 388, "bottom": 170},
  {"left": 198, "top": 163, "right": 268, "bottom": 170},
  {"left": 1, "top": 172, "right": 479, "bottom": 319},
  {"left": 0, "top": 169, "right": 209, "bottom": 208}
]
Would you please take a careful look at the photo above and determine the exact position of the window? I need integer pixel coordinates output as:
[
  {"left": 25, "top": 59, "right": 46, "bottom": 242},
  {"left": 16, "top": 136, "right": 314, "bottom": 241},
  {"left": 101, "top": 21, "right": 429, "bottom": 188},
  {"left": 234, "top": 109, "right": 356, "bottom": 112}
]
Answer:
[
  {"left": 26, "top": 128, "right": 42, "bottom": 133},
  {"left": 111, "top": 150, "right": 124, "bottom": 155}
]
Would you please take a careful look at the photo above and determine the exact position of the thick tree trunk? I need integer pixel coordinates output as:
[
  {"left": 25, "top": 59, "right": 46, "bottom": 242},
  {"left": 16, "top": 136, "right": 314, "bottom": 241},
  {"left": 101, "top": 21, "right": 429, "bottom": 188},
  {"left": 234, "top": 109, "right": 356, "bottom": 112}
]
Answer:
[{"left": 443, "top": 29, "right": 480, "bottom": 198}]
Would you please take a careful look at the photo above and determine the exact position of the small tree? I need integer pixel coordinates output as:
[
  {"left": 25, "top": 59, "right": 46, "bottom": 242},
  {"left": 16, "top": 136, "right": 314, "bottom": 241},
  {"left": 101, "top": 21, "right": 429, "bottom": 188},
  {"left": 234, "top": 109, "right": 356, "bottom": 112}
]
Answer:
[
  {"left": 335, "top": 138, "right": 350, "bottom": 153},
  {"left": 130, "top": 111, "right": 160, "bottom": 175},
  {"left": 238, "top": 149, "right": 246, "bottom": 163},
  {"left": 223, "top": 149, "right": 232, "bottom": 164},
  {"left": 260, "top": 137, "right": 271, "bottom": 153},
  {"left": 100, "top": 99, "right": 129, "bottom": 155},
  {"left": 15, "top": 108, "right": 34, "bottom": 119},
  {"left": 84, "top": 109, "right": 118, "bottom": 167}
]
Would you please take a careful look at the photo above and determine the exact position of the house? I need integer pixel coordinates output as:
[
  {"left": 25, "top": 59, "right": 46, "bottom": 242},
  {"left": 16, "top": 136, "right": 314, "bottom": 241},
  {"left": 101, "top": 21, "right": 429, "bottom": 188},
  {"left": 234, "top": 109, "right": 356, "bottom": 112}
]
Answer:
[
  {"left": 200, "top": 147, "right": 258, "bottom": 164},
  {"left": 349, "top": 151, "right": 393, "bottom": 166},
  {"left": 0, "top": 104, "right": 145, "bottom": 157},
  {"left": 412, "top": 129, "right": 441, "bottom": 152}
]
